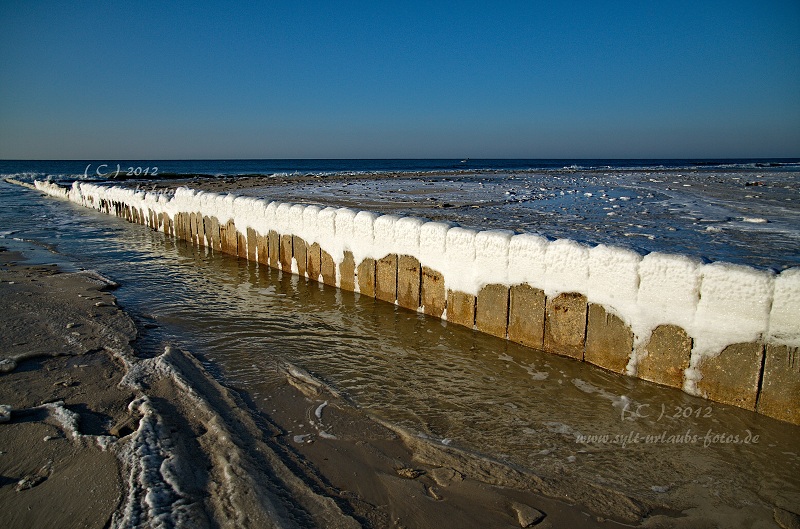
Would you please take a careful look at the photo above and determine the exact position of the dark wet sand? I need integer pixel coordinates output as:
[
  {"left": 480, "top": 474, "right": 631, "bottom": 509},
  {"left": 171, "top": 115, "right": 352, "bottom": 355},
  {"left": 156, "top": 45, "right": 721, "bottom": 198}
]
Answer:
[{"left": 0, "top": 247, "right": 652, "bottom": 528}]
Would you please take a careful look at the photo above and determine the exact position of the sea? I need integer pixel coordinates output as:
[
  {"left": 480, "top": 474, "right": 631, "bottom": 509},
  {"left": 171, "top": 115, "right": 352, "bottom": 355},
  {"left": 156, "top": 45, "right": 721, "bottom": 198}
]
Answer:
[{"left": 1, "top": 159, "right": 799, "bottom": 524}]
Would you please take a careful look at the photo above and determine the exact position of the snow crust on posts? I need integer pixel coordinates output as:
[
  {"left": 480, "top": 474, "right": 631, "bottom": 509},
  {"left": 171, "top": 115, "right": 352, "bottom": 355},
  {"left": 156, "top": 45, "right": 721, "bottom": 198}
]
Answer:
[
  {"left": 543, "top": 239, "right": 589, "bottom": 297},
  {"left": 418, "top": 221, "right": 455, "bottom": 275},
  {"left": 445, "top": 227, "right": 478, "bottom": 295},
  {"left": 30, "top": 181, "right": 800, "bottom": 375},
  {"left": 351, "top": 211, "right": 378, "bottom": 265},
  {"left": 264, "top": 201, "right": 278, "bottom": 233},
  {"left": 34, "top": 180, "right": 69, "bottom": 199},
  {"left": 219, "top": 194, "right": 235, "bottom": 225},
  {"left": 373, "top": 214, "right": 401, "bottom": 259},
  {"left": 474, "top": 230, "right": 513, "bottom": 288},
  {"left": 394, "top": 217, "right": 425, "bottom": 257},
  {"left": 636, "top": 253, "right": 700, "bottom": 331},
  {"left": 332, "top": 208, "right": 356, "bottom": 272},
  {"left": 507, "top": 233, "right": 548, "bottom": 287},
  {"left": 684, "top": 263, "right": 774, "bottom": 394},
  {"left": 334, "top": 208, "right": 356, "bottom": 245},
  {"left": 768, "top": 268, "right": 800, "bottom": 347},
  {"left": 302, "top": 205, "right": 321, "bottom": 246},
  {"left": 232, "top": 195, "right": 261, "bottom": 235},
  {"left": 627, "top": 253, "right": 701, "bottom": 376},
  {"left": 275, "top": 203, "right": 292, "bottom": 235},
  {"left": 588, "top": 244, "right": 641, "bottom": 322}
]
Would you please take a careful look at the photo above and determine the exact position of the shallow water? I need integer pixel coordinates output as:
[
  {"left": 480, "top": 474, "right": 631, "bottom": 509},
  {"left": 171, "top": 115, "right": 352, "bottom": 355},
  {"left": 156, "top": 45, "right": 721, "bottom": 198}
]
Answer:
[{"left": 1, "top": 180, "right": 798, "bottom": 523}]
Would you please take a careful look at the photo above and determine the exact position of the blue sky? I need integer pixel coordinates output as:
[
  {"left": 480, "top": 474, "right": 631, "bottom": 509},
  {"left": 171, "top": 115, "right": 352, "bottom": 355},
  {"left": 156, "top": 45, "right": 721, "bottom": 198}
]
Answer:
[{"left": 1, "top": 1, "right": 798, "bottom": 159}]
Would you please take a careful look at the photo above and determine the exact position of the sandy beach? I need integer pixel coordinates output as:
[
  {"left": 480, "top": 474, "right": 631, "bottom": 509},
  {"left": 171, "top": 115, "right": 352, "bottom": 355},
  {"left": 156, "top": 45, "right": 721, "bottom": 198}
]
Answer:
[{"left": 0, "top": 246, "right": 673, "bottom": 528}]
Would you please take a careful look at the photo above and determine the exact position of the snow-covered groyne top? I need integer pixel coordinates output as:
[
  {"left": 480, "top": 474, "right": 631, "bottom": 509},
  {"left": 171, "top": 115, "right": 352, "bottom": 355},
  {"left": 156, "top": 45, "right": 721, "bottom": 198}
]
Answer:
[{"left": 32, "top": 180, "right": 800, "bottom": 419}]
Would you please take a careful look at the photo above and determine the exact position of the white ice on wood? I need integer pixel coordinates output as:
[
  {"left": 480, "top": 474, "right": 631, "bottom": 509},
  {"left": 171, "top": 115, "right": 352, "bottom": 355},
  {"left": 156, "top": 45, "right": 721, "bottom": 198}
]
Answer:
[
  {"left": 317, "top": 207, "right": 337, "bottom": 239},
  {"left": 250, "top": 200, "right": 270, "bottom": 237},
  {"left": 302, "top": 205, "right": 321, "bottom": 246},
  {"left": 264, "top": 202, "right": 278, "bottom": 234},
  {"left": 445, "top": 227, "right": 478, "bottom": 295},
  {"left": 543, "top": 239, "right": 589, "bottom": 297},
  {"left": 684, "top": 262, "right": 774, "bottom": 395},
  {"left": 334, "top": 207, "right": 357, "bottom": 264},
  {"left": 418, "top": 221, "right": 455, "bottom": 276},
  {"left": 474, "top": 230, "right": 513, "bottom": 290},
  {"left": 30, "top": 180, "right": 800, "bottom": 370},
  {"left": 288, "top": 204, "right": 306, "bottom": 242},
  {"left": 351, "top": 211, "right": 378, "bottom": 265},
  {"left": 373, "top": 214, "right": 401, "bottom": 260},
  {"left": 637, "top": 253, "right": 700, "bottom": 331},
  {"left": 694, "top": 263, "right": 774, "bottom": 347},
  {"left": 588, "top": 244, "right": 641, "bottom": 321},
  {"left": 507, "top": 233, "right": 548, "bottom": 288},
  {"left": 275, "top": 203, "right": 292, "bottom": 235},
  {"left": 394, "top": 217, "right": 425, "bottom": 257},
  {"left": 768, "top": 268, "right": 800, "bottom": 347}
]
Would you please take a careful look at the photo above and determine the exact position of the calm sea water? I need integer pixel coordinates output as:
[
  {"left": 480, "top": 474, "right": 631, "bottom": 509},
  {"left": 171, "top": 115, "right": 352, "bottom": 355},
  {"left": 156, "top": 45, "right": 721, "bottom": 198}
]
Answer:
[{"left": 2, "top": 158, "right": 799, "bottom": 180}]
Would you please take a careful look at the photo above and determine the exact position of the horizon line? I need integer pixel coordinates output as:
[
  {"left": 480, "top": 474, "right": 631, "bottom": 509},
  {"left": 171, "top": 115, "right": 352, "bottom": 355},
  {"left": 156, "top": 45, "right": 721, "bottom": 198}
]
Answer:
[{"left": 3, "top": 156, "right": 800, "bottom": 162}]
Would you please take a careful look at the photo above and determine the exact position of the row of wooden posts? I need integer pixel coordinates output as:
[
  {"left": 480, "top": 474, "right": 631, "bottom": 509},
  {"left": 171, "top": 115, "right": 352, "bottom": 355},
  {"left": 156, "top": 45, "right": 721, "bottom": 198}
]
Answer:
[{"left": 97, "top": 197, "right": 799, "bottom": 425}]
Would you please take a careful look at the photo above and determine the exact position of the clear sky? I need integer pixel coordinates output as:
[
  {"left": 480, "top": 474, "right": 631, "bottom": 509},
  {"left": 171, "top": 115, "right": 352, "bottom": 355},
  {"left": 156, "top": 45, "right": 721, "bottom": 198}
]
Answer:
[{"left": 1, "top": 1, "right": 798, "bottom": 159}]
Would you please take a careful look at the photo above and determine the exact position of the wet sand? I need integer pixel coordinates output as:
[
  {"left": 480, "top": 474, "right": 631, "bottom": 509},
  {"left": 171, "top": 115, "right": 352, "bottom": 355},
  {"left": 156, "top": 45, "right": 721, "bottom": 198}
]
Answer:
[{"left": 0, "top": 247, "right": 662, "bottom": 528}]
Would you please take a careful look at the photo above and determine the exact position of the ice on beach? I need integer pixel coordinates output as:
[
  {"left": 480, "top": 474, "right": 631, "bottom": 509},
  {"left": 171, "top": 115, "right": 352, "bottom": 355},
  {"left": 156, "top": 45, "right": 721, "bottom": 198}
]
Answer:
[
  {"left": 445, "top": 227, "right": 478, "bottom": 295},
  {"left": 372, "top": 213, "right": 401, "bottom": 259},
  {"left": 507, "top": 233, "right": 548, "bottom": 287},
  {"left": 418, "top": 221, "right": 455, "bottom": 275},
  {"left": 289, "top": 204, "right": 306, "bottom": 239},
  {"left": 394, "top": 216, "right": 425, "bottom": 257},
  {"left": 301, "top": 205, "right": 321, "bottom": 245},
  {"left": 40, "top": 401, "right": 81, "bottom": 439},
  {"left": 636, "top": 252, "right": 701, "bottom": 330},
  {"left": 351, "top": 210, "right": 378, "bottom": 264},
  {"left": 544, "top": 421, "right": 575, "bottom": 435},
  {"left": 588, "top": 244, "right": 641, "bottom": 317},
  {"left": 474, "top": 229, "right": 513, "bottom": 289},
  {"left": 543, "top": 239, "right": 589, "bottom": 297},
  {"left": 523, "top": 363, "right": 549, "bottom": 381},
  {"left": 692, "top": 262, "right": 773, "bottom": 356},
  {"left": 0, "top": 404, "right": 11, "bottom": 423},
  {"left": 0, "top": 358, "right": 17, "bottom": 373},
  {"left": 572, "top": 379, "right": 632, "bottom": 412},
  {"left": 768, "top": 268, "right": 800, "bottom": 347}
]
